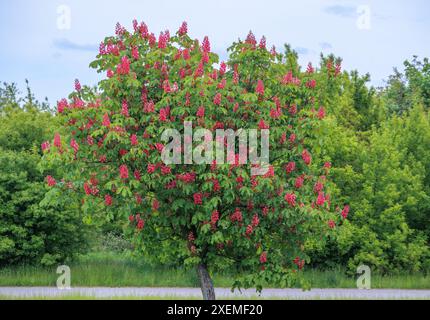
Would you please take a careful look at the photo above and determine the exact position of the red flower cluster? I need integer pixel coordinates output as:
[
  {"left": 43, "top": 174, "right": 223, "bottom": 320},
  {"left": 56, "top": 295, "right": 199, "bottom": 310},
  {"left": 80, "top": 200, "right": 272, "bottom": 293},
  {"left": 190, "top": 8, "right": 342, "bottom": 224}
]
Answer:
[
  {"left": 193, "top": 193, "right": 203, "bottom": 205},
  {"left": 341, "top": 205, "right": 350, "bottom": 219},
  {"left": 84, "top": 181, "right": 99, "bottom": 196},
  {"left": 159, "top": 107, "right": 170, "bottom": 122},
  {"left": 258, "top": 119, "right": 269, "bottom": 129},
  {"left": 302, "top": 150, "right": 312, "bottom": 165},
  {"left": 306, "top": 79, "right": 316, "bottom": 89},
  {"left": 316, "top": 192, "right": 326, "bottom": 206},
  {"left": 117, "top": 56, "right": 130, "bottom": 75},
  {"left": 255, "top": 80, "right": 265, "bottom": 95},
  {"left": 260, "top": 252, "right": 267, "bottom": 264},
  {"left": 121, "top": 100, "right": 129, "bottom": 117},
  {"left": 137, "top": 219, "right": 145, "bottom": 230},
  {"left": 285, "top": 193, "right": 296, "bottom": 207},
  {"left": 70, "top": 139, "right": 79, "bottom": 154},
  {"left": 178, "top": 21, "right": 188, "bottom": 36},
  {"left": 202, "top": 36, "right": 211, "bottom": 53},
  {"left": 46, "top": 176, "right": 56, "bottom": 187},
  {"left": 230, "top": 208, "right": 243, "bottom": 223},
  {"left": 74, "top": 79, "right": 81, "bottom": 92},
  {"left": 246, "top": 225, "right": 253, "bottom": 236},
  {"left": 314, "top": 181, "right": 324, "bottom": 193},
  {"left": 196, "top": 106, "right": 205, "bottom": 117},
  {"left": 57, "top": 98, "right": 68, "bottom": 113},
  {"left": 213, "top": 93, "right": 222, "bottom": 105},
  {"left": 158, "top": 31, "right": 170, "bottom": 49},
  {"left": 119, "top": 164, "right": 129, "bottom": 179},
  {"left": 317, "top": 107, "right": 325, "bottom": 119},
  {"left": 285, "top": 162, "right": 296, "bottom": 174},
  {"left": 295, "top": 176, "right": 304, "bottom": 189},
  {"left": 211, "top": 210, "right": 219, "bottom": 225},
  {"left": 282, "top": 71, "right": 301, "bottom": 85},
  {"left": 102, "top": 113, "right": 111, "bottom": 127},
  {"left": 293, "top": 257, "right": 305, "bottom": 270},
  {"left": 130, "top": 134, "right": 138, "bottom": 146},
  {"left": 177, "top": 172, "right": 196, "bottom": 183},
  {"left": 54, "top": 133, "right": 61, "bottom": 148},
  {"left": 41, "top": 141, "right": 50, "bottom": 152},
  {"left": 105, "top": 194, "right": 113, "bottom": 206},
  {"left": 252, "top": 214, "right": 260, "bottom": 227},
  {"left": 324, "top": 162, "right": 332, "bottom": 170}
]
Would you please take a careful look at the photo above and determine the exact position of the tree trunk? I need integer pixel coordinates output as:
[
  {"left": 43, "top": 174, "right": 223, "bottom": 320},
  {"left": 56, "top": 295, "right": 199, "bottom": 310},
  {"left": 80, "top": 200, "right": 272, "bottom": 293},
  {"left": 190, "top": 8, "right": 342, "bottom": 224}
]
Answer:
[{"left": 197, "top": 263, "right": 216, "bottom": 300}]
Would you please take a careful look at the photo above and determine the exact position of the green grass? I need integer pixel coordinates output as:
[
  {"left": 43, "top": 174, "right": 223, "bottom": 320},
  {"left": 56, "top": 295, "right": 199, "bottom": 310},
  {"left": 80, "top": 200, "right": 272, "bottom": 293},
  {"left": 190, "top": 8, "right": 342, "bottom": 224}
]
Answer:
[
  {"left": 300, "top": 268, "right": 430, "bottom": 289},
  {"left": 0, "top": 252, "right": 200, "bottom": 287},
  {"left": 0, "top": 252, "right": 429, "bottom": 289}
]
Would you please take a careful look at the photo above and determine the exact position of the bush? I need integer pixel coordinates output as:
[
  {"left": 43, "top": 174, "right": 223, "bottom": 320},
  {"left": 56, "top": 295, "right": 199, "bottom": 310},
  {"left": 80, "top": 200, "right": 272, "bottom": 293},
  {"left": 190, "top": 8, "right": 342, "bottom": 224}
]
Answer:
[
  {"left": 0, "top": 83, "right": 90, "bottom": 266},
  {"left": 0, "top": 149, "right": 89, "bottom": 266},
  {"left": 308, "top": 78, "right": 430, "bottom": 273}
]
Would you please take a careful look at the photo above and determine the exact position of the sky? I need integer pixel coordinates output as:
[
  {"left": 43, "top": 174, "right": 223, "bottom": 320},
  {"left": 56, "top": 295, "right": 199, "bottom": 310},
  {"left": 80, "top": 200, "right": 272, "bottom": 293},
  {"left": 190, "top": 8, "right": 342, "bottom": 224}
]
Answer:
[{"left": 0, "top": 0, "right": 429, "bottom": 104}]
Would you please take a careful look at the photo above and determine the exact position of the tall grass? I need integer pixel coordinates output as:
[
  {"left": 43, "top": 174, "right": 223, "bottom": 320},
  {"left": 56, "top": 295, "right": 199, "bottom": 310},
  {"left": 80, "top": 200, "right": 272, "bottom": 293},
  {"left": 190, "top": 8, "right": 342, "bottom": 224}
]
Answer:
[{"left": 0, "top": 252, "right": 429, "bottom": 289}]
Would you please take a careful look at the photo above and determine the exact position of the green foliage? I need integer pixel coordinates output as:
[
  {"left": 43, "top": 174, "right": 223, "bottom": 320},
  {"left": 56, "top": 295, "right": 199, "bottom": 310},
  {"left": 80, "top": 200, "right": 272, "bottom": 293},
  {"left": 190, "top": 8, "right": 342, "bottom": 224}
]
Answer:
[
  {"left": 340, "top": 107, "right": 430, "bottom": 273},
  {"left": 309, "top": 61, "right": 430, "bottom": 273},
  {"left": 0, "top": 106, "right": 56, "bottom": 153},
  {"left": 383, "top": 57, "right": 430, "bottom": 115},
  {"left": 0, "top": 83, "right": 89, "bottom": 267},
  {"left": 0, "top": 148, "right": 89, "bottom": 266}
]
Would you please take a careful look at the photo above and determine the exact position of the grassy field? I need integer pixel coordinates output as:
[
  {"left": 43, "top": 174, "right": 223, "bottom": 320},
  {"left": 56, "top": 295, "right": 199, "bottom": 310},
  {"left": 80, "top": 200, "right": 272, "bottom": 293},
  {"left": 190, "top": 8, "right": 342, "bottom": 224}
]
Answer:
[{"left": 0, "top": 252, "right": 429, "bottom": 289}]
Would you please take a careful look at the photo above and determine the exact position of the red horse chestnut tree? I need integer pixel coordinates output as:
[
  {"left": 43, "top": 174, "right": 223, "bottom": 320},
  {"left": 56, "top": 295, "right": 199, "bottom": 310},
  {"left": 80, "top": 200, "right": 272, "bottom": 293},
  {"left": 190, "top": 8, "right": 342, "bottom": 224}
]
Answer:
[{"left": 42, "top": 21, "right": 348, "bottom": 299}]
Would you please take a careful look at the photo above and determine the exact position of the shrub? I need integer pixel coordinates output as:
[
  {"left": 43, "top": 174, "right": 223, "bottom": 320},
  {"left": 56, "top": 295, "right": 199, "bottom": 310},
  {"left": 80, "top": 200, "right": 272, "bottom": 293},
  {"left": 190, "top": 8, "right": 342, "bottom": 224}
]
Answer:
[
  {"left": 0, "top": 149, "right": 89, "bottom": 266},
  {"left": 0, "top": 85, "right": 90, "bottom": 267},
  {"left": 309, "top": 100, "right": 430, "bottom": 273}
]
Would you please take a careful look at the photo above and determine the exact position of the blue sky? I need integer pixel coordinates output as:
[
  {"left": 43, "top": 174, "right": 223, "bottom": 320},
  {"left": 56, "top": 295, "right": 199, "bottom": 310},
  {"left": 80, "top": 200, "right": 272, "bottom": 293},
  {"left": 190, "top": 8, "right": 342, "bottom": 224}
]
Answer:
[{"left": 0, "top": 0, "right": 429, "bottom": 104}]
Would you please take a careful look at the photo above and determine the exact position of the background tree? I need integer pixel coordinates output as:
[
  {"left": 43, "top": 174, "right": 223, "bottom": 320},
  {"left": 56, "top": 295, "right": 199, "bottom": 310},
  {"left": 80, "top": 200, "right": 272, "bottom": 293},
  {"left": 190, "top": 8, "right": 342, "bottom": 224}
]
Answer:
[
  {"left": 0, "top": 82, "right": 90, "bottom": 266},
  {"left": 383, "top": 57, "right": 430, "bottom": 115},
  {"left": 308, "top": 57, "right": 430, "bottom": 273}
]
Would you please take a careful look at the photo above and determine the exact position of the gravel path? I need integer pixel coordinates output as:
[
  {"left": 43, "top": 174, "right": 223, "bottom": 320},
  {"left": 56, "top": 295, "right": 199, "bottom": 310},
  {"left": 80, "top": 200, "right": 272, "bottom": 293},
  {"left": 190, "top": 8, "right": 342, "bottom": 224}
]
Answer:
[{"left": 1, "top": 287, "right": 430, "bottom": 299}]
